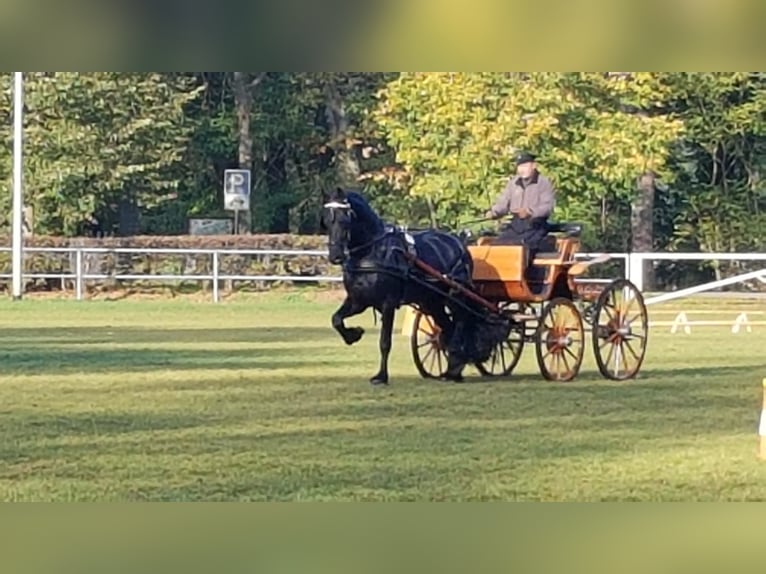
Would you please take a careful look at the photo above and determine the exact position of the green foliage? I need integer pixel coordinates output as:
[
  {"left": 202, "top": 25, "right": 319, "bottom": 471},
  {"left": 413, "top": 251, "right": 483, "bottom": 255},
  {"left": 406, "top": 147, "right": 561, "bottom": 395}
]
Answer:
[
  {"left": 0, "top": 73, "right": 202, "bottom": 235},
  {"left": 0, "top": 71, "right": 764, "bottom": 279},
  {"left": 662, "top": 73, "right": 766, "bottom": 255},
  {"left": 143, "top": 74, "right": 239, "bottom": 234},
  {"left": 249, "top": 73, "right": 329, "bottom": 233},
  {"left": 373, "top": 73, "right": 683, "bottom": 244}
]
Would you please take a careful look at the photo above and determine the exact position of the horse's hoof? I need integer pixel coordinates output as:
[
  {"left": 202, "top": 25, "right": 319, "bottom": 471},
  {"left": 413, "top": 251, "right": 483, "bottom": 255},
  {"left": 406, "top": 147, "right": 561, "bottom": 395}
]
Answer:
[
  {"left": 370, "top": 376, "right": 389, "bottom": 386},
  {"left": 441, "top": 372, "right": 465, "bottom": 383},
  {"left": 344, "top": 327, "right": 364, "bottom": 345}
]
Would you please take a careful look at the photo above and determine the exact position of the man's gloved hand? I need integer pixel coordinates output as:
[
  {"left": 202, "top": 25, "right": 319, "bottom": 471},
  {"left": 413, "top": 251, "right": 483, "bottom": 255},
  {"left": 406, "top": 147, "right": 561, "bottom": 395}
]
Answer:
[{"left": 512, "top": 207, "right": 531, "bottom": 219}]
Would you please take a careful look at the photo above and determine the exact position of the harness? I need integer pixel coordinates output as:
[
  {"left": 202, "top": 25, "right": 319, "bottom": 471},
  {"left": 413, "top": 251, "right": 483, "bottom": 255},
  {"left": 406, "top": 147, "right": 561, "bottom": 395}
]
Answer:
[
  {"left": 347, "top": 225, "right": 416, "bottom": 259},
  {"left": 325, "top": 199, "right": 487, "bottom": 320}
]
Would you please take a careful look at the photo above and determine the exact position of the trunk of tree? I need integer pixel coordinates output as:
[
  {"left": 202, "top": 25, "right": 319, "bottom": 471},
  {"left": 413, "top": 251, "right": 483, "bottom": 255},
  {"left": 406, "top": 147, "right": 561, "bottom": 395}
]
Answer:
[
  {"left": 631, "top": 171, "right": 657, "bottom": 290},
  {"left": 118, "top": 191, "right": 141, "bottom": 236},
  {"left": 266, "top": 142, "right": 290, "bottom": 233},
  {"left": 233, "top": 72, "right": 254, "bottom": 234},
  {"left": 324, "top": 79, "right": 360, "bottom": 187},
  {"left": 426, "top": 196, "right": 438, "bottom": 228}
]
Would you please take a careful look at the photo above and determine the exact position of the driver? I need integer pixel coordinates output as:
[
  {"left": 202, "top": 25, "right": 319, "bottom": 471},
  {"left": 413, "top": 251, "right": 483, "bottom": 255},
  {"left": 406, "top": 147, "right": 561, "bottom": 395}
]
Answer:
[{"left": 484, "top": 151, "right": 556, "bottom": 263}]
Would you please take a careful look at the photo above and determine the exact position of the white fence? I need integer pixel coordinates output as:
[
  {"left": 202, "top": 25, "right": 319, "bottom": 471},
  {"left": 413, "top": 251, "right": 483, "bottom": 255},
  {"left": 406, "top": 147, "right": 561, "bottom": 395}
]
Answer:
[
  {"left": 624, "top": 252, "right": 766, "bottom": 293},
  {"left": 0, "top": 246, "right": 765, "bottom": 306},
  {"left": 0, "top": 246, "right": 342, "bottom": 303}
]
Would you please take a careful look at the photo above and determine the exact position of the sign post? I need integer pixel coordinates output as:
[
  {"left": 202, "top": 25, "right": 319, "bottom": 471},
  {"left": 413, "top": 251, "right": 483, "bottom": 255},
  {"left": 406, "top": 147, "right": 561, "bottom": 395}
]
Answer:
[
  {"left": 12, "top": 72, "right": 24, "bottom": 300},
  {"left": 223, "top": 169, "right": 251, "bottom": 235}
]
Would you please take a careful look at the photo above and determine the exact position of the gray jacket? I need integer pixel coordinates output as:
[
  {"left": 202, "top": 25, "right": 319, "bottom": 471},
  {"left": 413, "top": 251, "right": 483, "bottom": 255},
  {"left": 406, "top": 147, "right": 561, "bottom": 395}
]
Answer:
[{"left": 489, "top": 171, "right": 556, "bottom": 220}]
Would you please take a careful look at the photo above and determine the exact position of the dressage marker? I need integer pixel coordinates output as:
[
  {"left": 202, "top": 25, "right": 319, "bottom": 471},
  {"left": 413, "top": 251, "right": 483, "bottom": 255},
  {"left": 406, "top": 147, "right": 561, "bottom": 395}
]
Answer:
[
  {"left": 759, "top": 378, "right": 766, "bottom": 460},
  {"left": 650, "top": 310, "right": 766, "bottom": 334}
]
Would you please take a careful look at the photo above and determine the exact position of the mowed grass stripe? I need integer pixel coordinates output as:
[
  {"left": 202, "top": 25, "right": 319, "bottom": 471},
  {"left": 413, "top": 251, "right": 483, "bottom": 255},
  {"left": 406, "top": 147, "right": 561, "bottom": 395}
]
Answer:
[{"left": 0, "top": 295, "right": 765, "bottom": 501}]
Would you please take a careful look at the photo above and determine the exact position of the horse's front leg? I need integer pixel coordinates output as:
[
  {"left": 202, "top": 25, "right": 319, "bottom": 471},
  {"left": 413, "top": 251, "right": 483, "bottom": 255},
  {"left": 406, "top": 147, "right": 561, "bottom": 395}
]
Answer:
[
  {"left": 332, "top": 296, "right": 366, "bottom": 345},
  {"left": 370, "top": 303, "right": 396, "bottom": 385}
]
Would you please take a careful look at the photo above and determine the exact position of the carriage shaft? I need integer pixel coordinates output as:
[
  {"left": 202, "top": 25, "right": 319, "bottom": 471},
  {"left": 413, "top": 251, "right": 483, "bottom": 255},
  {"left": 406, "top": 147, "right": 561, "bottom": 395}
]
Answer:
[{"left": 403, "top": 252, "right": 500, "bottom": 315}]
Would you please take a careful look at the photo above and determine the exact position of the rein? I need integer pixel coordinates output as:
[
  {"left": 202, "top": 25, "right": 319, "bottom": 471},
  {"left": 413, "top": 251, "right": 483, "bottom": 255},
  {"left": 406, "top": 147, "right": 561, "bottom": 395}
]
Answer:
[{"left": 348, "top": 228, "right": 398, "bottom": 256}]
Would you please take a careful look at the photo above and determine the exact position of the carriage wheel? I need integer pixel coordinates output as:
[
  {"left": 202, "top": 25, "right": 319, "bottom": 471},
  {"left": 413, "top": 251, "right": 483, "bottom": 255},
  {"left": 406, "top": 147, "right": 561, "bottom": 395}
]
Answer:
[
  {"left": 475, "top": 310, "right": 525, "bottom": 378},
  {"left": 535, "top": 298, "right": 585, "bottom": 382},
  {"left": 410, "top": 310, "right": 449, "bottom": 379},
  {"left": 592, "top": 279, "right": 648, "bottom": 380}
]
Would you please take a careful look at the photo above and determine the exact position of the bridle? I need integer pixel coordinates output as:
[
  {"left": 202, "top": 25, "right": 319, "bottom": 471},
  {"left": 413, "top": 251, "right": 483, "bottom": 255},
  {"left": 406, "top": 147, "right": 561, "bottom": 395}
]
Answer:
[
  {"left": 324, "top": 200, "right": 354, "bottom": 261},
  {"left": 323, "top": 200, "right": 393, "bottom": 261}
]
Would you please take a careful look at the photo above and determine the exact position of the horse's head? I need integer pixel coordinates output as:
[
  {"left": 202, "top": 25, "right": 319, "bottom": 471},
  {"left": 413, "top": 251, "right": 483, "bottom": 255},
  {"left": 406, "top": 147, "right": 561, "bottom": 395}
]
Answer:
[
  {"left": 323, "top": 187, "right": 356, "bottom": 264},
  {"left": 322, "top": 187, "right": 387, "bottom": 264}
]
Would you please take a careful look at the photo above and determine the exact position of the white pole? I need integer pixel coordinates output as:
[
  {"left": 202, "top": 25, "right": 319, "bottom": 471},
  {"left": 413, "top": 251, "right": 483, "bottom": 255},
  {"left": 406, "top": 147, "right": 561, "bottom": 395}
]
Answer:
[
  {"left": 643, "top": 268, "right": 766, "bottom": 306},
  {"left": 75, "top": 248, "right": 83, "bottom": 300},
  {"left": 11, "top": 72, "right": 24, "bottom": 300},
  {"left": 212, "top": 251, "right": 219, "bottom": 303},
  {"left": 628, "top": 252, "right": 644, "bottom": 292}
]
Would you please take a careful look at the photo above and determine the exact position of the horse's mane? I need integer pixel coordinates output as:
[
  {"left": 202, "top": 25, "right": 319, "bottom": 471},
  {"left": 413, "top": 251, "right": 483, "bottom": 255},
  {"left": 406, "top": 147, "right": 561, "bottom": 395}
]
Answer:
[{"left": 345, "top": 191, "right": 386, "bottom": 235}]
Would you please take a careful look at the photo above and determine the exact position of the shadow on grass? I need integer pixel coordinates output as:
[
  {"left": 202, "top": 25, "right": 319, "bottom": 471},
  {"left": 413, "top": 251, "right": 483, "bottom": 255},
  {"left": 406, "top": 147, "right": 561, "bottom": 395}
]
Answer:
[
  {"left": 2, "top": 353, "right": 760, "bottom": 457},
  {"left": 435, "top": 362, "right": 765, "bottom": 386},
  {"left": 2, "top": 357, "right": 763, "bottom": 501},
  {"left": 4, "top": 360, "right": 759, "bottom": 451},
  {"left": 0, "top": 346, "right": 359, "bottom": 375},
  {"left": 2, "top": 410, "right": 218, "bottom": 442},
  {"left": 2, "top": 398, "right": 758, "bottom": 502},
  {"left": 0, "top": 326, "right": 337, "bottom": 346},
  {"left": 0, "top": 404, "right": 672, "bottom": 468}
]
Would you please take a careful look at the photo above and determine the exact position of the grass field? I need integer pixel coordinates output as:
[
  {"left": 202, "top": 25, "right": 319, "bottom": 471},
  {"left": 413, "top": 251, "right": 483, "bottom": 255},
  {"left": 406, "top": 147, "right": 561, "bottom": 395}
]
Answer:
[{"left": 1, "top": 291, "right": 765, "bottom": 501}]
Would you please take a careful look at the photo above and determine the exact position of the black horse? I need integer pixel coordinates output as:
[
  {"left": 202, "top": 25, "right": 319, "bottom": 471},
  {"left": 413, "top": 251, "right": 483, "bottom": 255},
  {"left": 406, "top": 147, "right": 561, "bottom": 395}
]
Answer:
[{"left": 322, "top": 187, "right": 508, "bottom": 385}]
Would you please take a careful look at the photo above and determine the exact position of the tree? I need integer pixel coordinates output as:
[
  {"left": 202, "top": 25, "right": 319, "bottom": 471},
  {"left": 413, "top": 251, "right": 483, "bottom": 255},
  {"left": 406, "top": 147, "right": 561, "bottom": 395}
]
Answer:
[
  {"left": 660, "top": 73, "right": 766, "bottom": 282},
  {"left": 373, "top": 73, "right": 683, "bottom": 249},
  {"left": 0, "top": 73, "right": 203, "bottom": 236},
  {"left": 231, "top": 72, "right": 268, "bottom": 233}
]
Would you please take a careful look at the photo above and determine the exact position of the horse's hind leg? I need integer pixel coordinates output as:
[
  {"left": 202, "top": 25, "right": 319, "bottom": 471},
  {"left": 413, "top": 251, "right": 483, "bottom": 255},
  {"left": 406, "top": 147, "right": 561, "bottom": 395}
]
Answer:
[
  {"left": 442, "top": 307, "right": 473, "bottom": 383},
  {"left": 332, "top": 297, "right": 366, "bottom": 345},
  {"left": 443, "top": 319, "right": 467, "bottom": 382},
  {"left": 370, "top": 302, "right": 396, "bottom": 386}
]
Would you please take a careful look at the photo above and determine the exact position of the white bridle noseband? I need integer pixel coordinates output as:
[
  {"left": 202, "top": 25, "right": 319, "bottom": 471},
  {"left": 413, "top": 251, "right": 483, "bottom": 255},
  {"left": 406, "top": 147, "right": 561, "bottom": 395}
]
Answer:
[{"left": 323, "top": 201, "right": 352, "bottom": 209}]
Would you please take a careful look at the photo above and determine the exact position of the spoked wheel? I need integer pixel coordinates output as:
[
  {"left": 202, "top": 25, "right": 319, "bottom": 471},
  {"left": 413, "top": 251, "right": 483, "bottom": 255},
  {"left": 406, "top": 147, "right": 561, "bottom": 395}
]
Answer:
[
  {"left": 475, "top": 324, "right": 525, "bottom": 378},
  {"left": 535, "top": 297, "right": 585, "bottom": 382},
  {"left": 410, "top": 309, "right": 449, "bottom": 379},
  {"left": 592, "top": 279, "right": 648, "bottom": 380}
]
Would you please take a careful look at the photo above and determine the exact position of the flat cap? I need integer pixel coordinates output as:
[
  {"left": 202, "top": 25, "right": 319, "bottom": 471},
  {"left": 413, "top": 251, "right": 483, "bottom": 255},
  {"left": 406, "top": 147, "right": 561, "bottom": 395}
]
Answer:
[{"left": 514, "top": 151, "right": 537, "bottom": 165}]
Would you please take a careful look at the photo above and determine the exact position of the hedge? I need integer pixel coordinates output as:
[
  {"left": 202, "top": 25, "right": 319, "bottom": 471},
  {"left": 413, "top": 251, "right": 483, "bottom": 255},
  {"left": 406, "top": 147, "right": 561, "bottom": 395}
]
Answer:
[
  {"left": 2, "top": 234, "right": 763, "bottom": 296},
  {"left": 0, "top": 234, "right": 341, "bottom": 295}
]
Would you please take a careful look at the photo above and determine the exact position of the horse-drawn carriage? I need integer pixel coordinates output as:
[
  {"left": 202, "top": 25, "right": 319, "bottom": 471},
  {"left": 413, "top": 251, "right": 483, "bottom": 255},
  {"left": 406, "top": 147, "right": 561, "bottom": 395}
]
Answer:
[
  {"left": 408, "top": 223, "right": 649, "bottom": 382},
  {"left": 324, "top": 188, "right": 648, "bottom": 385}
]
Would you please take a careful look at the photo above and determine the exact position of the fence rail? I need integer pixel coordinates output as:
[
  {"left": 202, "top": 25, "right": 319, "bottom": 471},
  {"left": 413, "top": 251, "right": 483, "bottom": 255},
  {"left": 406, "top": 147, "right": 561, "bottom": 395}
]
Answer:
[{"left": 0, "top": 246, "right": 764, "bottom": 304}]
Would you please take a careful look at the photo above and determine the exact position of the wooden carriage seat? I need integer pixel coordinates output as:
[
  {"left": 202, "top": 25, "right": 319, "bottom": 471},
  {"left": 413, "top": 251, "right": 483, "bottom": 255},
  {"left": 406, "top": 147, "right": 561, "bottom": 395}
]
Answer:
[
  {"left": 468, "top": 244, "right": 525, "bottom": 283},
  {"left": 531, "top": 234, "right": 562, "bottom": 264},
  {"left": 468, "top": 243, "right": 548, "bottom": 300},
  {"left": 474, "top": 222, "right": 582, "bottom": 264},
  {"left": 466, "top": 223, "right": 583, "bottom": 301},
  {"left": 531, "top": 223, "right": 583, "bottom": 265}
]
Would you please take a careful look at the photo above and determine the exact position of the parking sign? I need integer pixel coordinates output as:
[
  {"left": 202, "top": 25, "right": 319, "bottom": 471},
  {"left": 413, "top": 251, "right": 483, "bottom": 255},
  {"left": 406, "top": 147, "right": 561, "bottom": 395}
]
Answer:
[{"left": 223, "top": 169, "right": 251, "bottom": 211}]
